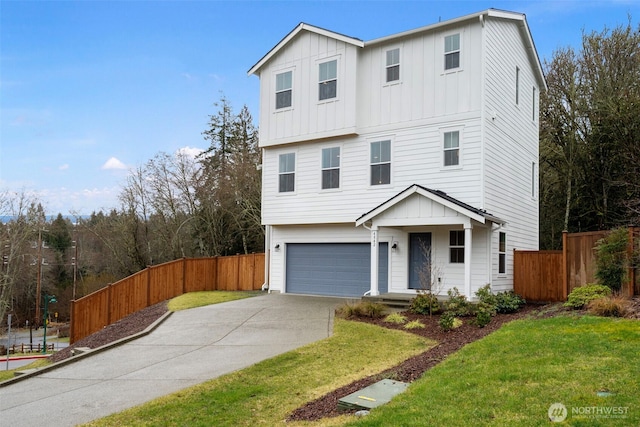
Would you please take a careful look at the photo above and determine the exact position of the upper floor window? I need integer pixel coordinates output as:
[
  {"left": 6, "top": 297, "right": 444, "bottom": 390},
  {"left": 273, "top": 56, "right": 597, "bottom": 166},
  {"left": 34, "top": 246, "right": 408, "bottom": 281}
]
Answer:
[
  {"left": 370, "top": 140, "right": 391, "bottom": 185},
  {"left": 386, "top": 48, "right": 400, "bottom": 83},
  {"left": 279, "top": 153, "right": 295, "bottom": 193},
  {"left": 499, "top": 232, "right": 507, "bottom": 274},
  {"left": 444, "top": 33, "right": 460, "bottom": 70},
  {"left": 450, "top": 230, "right": 465, "bottom": 263},
  {"left": 515, "top": 66, "right": 520, "bottom": 105},
  {"left": 443, "top": 131, "right": 460, "bottom": 167},
  {"left": 275, "top": 71, "right": 292, "bottom": 109},
  {"left": 319, "top": 60, "right": 337, "bottom": 101},
  {"left": 321, "top": 147, "right": 340, "bottom": 189}
]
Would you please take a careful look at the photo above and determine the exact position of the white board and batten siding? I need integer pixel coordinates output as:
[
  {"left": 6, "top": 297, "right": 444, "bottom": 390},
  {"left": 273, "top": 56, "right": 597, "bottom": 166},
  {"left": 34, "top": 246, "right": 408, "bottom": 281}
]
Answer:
[
  {"left": 481, "top": 16, "right": 542, "bottom": 290},
  {"left": 257, "top": 31, "right": 359, "bottom": 147},
  {"left": 261, "top": 117, "right": 484, "bottom": 226},
  {"left": 357, "top": 21, "right": 483, "bottom": 129}
]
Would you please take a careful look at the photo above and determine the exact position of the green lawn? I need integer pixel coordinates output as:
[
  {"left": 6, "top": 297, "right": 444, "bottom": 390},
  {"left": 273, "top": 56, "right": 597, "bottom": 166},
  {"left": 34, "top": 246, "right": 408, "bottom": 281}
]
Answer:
[
  {"left": 86, "top": 319, "right": 432, "bottom": 427},
  {"left": 346, "top": 315, "right": 640, "bottom": 427}
]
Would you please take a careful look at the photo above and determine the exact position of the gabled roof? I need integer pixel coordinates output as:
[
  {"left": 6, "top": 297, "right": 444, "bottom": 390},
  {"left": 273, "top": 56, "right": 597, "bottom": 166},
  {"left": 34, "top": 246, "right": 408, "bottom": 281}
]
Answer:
[
  {"left": 247, "top": 23, "right": 364, "bottom": 76},
  {"left": 365, "top": 8, "right": 546, "bottom": 91},
  {"left": 248, "top": 9, "right": 546, "bottom": 91},
  {"left": 355, "top": 184, "right": 504, "bottom": 227}
]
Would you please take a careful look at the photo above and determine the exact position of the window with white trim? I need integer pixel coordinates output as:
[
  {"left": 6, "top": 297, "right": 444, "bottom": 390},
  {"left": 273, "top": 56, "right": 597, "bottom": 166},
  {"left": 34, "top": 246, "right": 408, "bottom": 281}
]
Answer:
[
  {"left": 370, "top": 140, "right": 391, "bottom": 185},
  {"left": 450, "top": 230, "right": 465, "bottom": 263},
  {"left": 443, "top": 131, "right": 460, "bottom": 167},
  {"left": 275, "top": 71, "right": 292, "bottom": 109},
  {"left": 278, "top": 153, "right": 295, "bottom": 193},
  {"left": 318, "top": 60, "right": 337, "bottom": 101},
  {"left": 444, "top": 33, "right": 460, "bottom": 70},
  {"left": 321, "top": 147, "right": 340, "bottom": 189},
  {"left": 499, "top": 232, "right": 506, "bottom": 274},
  {"left": 386, "top": 48, "right": 400, "bottom": 83}
]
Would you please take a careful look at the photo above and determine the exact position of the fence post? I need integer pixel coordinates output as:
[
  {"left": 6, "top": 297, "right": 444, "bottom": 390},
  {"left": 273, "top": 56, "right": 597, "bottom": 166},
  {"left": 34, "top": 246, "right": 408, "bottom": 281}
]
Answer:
[
  {"left": 182, "top": 257, "right": 187, "bottom": 295},
  {"left": 106, "top": 283, "right": 112, "bottom": 325},
  {"left": 146, "top": 266, "right": 151, "bottom": 306},
  {"left": 562, "top": 231, "right": 568, "bottom": 300}
]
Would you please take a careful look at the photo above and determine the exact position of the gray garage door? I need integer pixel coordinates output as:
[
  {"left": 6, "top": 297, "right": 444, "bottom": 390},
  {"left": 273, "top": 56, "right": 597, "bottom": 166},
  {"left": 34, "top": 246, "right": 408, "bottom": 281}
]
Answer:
[{"left": 286, "top": 243, "right": 388, "bottom": 297}]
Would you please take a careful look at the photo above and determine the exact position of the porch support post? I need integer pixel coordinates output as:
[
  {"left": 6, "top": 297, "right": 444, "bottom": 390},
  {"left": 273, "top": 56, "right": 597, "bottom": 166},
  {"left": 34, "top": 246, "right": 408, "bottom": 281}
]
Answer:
[
  {"left": 464, "top": 224, "right": 472, "bottom": 298},
  {"left": 370, "top": 226, "right": 380, "bottom": 296}
]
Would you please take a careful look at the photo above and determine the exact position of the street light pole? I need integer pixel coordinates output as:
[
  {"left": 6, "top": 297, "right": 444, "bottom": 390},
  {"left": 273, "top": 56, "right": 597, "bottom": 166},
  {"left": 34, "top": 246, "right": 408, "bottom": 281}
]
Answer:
[{"left": 42, "top": 294, "right": 56, "bottom": 354}]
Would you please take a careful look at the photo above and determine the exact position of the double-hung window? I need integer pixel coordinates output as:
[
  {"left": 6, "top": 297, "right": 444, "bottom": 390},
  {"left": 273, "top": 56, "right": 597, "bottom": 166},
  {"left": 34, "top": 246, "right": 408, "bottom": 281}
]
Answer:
[
  {"left": 444, "top": 33, "right": 460, "bottom": 70},
  {"left": 444, "top": 131, "right": 460, "bottom": 167},
  {"left": 319, "top": 60, "right": 337, "bottom": 101},
  {"left": 370, "top": 140, "right": 391, "bottom": 185},
  {"left": 321, "top": 147, "right": 340, "bottom": 189},
  {"left": 386, "top": 48, "right": 400, "bottom": 83},
  {"left": 498, "top": 232, "right": 507, "bottom": 274},
  {"left": 278, "top": 153, "right": 295, "bottom": 193},
  {"left": 275, "top": 71, "right": 292, "bottom": 109},
  {"left": 450, "top": 230, "right": 465, "bottom": 263}
]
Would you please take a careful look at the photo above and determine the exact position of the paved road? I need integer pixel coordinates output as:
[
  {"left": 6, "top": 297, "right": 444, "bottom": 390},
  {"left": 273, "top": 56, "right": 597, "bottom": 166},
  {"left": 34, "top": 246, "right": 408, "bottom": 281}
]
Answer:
[{"left": 0, "top": 293, "right": 343, "bottom": 426}]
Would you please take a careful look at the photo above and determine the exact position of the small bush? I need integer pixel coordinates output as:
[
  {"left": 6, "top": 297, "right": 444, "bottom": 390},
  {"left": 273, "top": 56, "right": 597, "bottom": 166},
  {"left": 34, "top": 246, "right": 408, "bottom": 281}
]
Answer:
[
  {"left": 495, "top": 291, "right": 526, "bottom": 313},
  {"left": 404, "top": 320, "right": 425, "bottom": 330},
  {"left": 564, "top": 284, "right": 612, "bottom": 309},
  {"left": 410, "top": 292, "right": 441, "bottom": 315},
  {"left": 474, "top": 303, "right": 494, "bottom": 327},
  {"left": 444, "top": 287, "right": 472, "bottom": 317},
  {"left": 475, "top": 284, "right": 497, "bottom": 307},
  {"left": 439, "top": 311, "right": 456, "bottom": 331},
  {"left": 384, "top": 313, "right": 408, "bottom": 324},
  {"left": 336, "top": 301, "right": 386, "bottom": 319},
  {"left": 57, "top": 325, "right": 70, "bottom": 338},
  {"left": 587, "top": 296, "right": 631, "bottom": 317}
]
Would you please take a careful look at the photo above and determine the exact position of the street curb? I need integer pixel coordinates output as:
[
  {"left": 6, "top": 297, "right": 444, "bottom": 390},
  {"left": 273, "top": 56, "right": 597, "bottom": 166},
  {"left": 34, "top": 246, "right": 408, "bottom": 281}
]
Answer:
[{"left": 0, "top": 310, "right": 174, "bottom": 388}]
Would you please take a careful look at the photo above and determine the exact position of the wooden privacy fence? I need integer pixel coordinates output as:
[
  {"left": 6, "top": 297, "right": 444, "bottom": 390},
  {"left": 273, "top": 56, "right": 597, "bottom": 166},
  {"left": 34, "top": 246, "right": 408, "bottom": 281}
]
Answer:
[
  {"left": 70, "top": 254, "right": 264, "bottom": 344},
  {"left": 515, "top": 228, "right": 639, "bottom": 302}
]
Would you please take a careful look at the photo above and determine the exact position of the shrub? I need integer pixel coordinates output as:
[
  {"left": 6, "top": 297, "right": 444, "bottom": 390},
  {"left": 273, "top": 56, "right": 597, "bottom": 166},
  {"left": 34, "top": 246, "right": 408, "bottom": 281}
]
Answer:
[
  {"left": 404, "top": 320, "right": 425, "bottom": 330},
  {"left": 495, "top": 291, "right": 526, "bottom": 314},
  {"left": 474, "top": 303, "right": 494, "bottom": 327},
  {"left": 439, "top": 311, "right": 456, "bottom": 331},
  {"left": 444, "top": 287, "right": 472, "bottom": 317},
  {"left": 475, "top": 284, "right": 497, "bottom": 308},
  {"left": 410, "top": 292, "right": 441, "bottom": 315},
  {"left": 336, "top": 301, "right": 386, "bottom": 319},
  {"left": 384, "top": 313, "right": 407, "bottom": 324},
  {"left": 595, "top": 227, "right": 629, "bottom": 292},
  {"left": 564, "top": 284, "right": 612, "bottom": 309},
  {"left": 587, "top": 296, "right": 631, "bottom": 317}
]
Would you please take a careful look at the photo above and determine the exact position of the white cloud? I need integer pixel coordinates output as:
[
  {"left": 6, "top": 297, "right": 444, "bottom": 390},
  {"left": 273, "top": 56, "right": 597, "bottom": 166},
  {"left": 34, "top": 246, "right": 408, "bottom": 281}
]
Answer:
[
  {"left": 176, "top": 146, "right": 204, "bottom": 159},
  {"left": 101, "top": 157, "right": 127, "bottom": 170},
  {"left": 59, "top": 164, "right": 69, "bottom": 170}
]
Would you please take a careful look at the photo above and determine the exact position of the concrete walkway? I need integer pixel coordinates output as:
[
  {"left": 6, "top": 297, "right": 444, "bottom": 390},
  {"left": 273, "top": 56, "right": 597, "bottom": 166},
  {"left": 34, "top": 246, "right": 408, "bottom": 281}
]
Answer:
[{"left": 0, "top": 293, "right": 343, "bottom": 426}]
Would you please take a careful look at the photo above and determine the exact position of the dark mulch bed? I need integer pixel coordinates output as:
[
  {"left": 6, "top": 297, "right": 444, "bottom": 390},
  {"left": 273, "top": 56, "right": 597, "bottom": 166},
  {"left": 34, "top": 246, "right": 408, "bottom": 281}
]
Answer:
[
  {"left": 287, "top": 303, "right": 555, "bottom": 422},
  {"left": 49, "top": 301, "right": 168, "bottom": 363},
  {"left": 289, "top": 298, "right": 640, "bottom": 422}
]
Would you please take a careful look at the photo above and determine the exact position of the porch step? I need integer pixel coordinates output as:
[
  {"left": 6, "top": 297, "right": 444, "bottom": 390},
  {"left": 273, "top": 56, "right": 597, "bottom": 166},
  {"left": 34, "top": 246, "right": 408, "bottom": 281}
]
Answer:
[{"left": 362, "top": 293, "right": 415, "bottom": 310}]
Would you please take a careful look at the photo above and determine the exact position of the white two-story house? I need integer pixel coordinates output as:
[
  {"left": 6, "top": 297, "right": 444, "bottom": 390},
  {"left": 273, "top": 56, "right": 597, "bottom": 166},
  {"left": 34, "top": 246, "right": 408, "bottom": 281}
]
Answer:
[{"left": 248, "top": 9, "right": 546, "bottom": 299}]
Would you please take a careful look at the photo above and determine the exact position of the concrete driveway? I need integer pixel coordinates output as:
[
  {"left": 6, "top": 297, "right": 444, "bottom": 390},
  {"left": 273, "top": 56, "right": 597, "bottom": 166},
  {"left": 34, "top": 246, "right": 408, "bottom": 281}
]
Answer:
[{"left": 0, "top": 293, "right": 343, "bottom": 426}]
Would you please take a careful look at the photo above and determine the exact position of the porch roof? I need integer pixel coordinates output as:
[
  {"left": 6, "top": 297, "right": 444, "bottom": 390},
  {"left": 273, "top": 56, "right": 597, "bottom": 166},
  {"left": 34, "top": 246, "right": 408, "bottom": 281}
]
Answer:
[{"left": 355, "top": 184, "right": 505, "bottom": 227}]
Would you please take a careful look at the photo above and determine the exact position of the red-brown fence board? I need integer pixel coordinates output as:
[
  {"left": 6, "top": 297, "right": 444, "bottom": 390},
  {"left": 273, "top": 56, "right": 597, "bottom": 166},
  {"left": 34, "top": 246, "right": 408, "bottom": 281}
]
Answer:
[{"left": 514, "top": 251, "right": 563, "bottom": 302}]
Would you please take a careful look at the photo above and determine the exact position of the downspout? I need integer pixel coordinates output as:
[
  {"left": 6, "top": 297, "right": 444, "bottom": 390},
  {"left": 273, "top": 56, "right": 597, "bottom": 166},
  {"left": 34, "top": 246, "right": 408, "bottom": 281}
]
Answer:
[{"left": 262, "top": 224, "right": 271, "bottom": 291}]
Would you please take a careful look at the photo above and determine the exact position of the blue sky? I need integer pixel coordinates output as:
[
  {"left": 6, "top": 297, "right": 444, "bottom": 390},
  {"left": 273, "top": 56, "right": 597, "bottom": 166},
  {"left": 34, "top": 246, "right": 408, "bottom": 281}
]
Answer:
[{"left": 1, "top": 0, "right": 638, "bottom": 215}]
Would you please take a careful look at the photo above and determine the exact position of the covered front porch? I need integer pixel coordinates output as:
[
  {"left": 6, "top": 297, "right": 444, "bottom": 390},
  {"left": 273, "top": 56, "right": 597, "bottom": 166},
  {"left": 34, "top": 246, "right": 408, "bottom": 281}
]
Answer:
[{"left": 356, "top": 184, "right": 504, "bottom": 299}]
